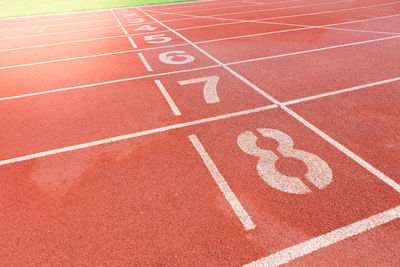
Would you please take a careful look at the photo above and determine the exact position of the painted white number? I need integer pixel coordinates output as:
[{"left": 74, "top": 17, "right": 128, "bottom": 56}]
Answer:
[
  {"left": 145, "top": 34, "right": 172, "bottom": 44},
  {"left": 159, "top": 51, "right": 195, "bottom": 65},
  {"left": 178, "top": 76, "right": 220, "bottom": 104},
  {"left": 237, "top": 128, "right": 332, "bottom": 194},
  {"left": 135, "top": 25, "right": 156, "bottom": 31},
  {"left": 127, "top": 18, "right": 145, "bottom": 23}
]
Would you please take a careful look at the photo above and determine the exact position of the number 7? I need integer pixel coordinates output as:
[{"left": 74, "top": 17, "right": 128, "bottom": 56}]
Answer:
[{"left": 178, "top": 76, "right": 220, "bottom": 104}]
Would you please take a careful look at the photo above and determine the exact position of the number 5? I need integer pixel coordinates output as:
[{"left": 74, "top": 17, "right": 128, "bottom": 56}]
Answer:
[
  {"left": 145, "top": 34, "right": 172, "bottom": 44},
  {"left": 178, "top": 76, "right": 220, "bottom": 104}
]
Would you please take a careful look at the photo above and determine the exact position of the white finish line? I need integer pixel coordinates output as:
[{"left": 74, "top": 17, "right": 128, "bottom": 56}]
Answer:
[{"left": 244, "top": 205, "right": 400, "bottom": 266}]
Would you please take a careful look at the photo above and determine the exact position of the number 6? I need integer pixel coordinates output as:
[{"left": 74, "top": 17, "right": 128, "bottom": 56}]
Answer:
[{"left": 159, "top": 51, "right": 195, "bottom": 65}]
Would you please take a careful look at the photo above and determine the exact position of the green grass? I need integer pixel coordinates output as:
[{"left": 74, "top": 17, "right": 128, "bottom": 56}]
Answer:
[{"left": 0, "top": 0, "right": 199, "bottom": 18}]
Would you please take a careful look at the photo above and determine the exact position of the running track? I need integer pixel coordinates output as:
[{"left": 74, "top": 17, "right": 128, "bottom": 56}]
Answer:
[{"left": 1, "top": 0, "right": 400, "bottom": 265}]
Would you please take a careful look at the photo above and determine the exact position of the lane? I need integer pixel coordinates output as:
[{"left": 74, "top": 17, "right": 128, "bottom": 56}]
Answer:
[
  {"left": 0, "top": 18, "right": 119, "bottom": 38},
  {"left": 0, "top": 13, "right": 114, "bottom": 30},
  {"left": 0, "top": 9, "right": 111, "bottom": 24},
  {"left": 0, "top": 46, "right": 217, "bottom": 98},
  {"left": 197, "top": 28, "right": 390, "bottom": 63},
  {"left": 0, "top": 67, "right": 269, "bottom": 160},
  {"left": 228, "top": 37, "right": 400, "bottom": 102},
  {"left": 332, "top": 15, "right": 400, "bottom": 34},
  {"left": 176, "top": 21, "right": 300, "bottom": 42},
  {"left": 264, "top": 3, "right": 400, "bottom": 26},
  {"left": 0, "top": 26, "right": 126, "bottom": 50},
  {"left": 214, "top": 0, "right": 400, "bottom": 20}
]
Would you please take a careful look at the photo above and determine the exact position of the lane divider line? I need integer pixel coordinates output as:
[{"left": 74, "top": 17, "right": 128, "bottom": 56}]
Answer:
[
  {"left": 0, "top": 105, "right": 277, "bottom": 167},
  {"left": 155, "top": 80, "right": 182, "bottom": 115},
  {"left": 111, "top": 9, "right": 138, "bottom": 49},
  {"left": 189, "top": 134, "right": 256, "bottom": 231},
  {"left": 0, "top": 65, "right": 220, "bottom": 101},
  {"left": 138, "top": 52, "right": 153, "bottom": 71}
]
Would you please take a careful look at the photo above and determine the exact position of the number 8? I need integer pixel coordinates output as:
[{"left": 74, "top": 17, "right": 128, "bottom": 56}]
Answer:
[{"left": 237, "top": 128, "right": 332, "bottom": 194}]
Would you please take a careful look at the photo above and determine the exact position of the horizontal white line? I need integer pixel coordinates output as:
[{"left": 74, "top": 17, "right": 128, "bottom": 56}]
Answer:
[
  {"left": 0, "top": 104, "right": 277, "bottom": 167},
  {"left": 0, "top": 64, "right": 220, "bottom": 101},
  {"left": 217, "top": 0, "right": 400, "bottom": 17},
  {"left": 0, "top": 18, "right": 118, "bottom": 32},
  {"left": 189, "top": 134, "right": 256, "bottom": 231},
  {"left": 249, "top": 0, "right": 400, "bottom": 21},
  {"left": 325, "top": 13, "right": 400, "bottom": 27},
  {"left": 0, "top": 12, "right": 113, "bottom": 27},
  {"left": 0, "top": 43, "right": 189, "bottom": 70},
  {"left": 245, "top": 205, "right": 400, "bottom": 266},
  {"left": 227, "top": 34, "right": 400, "bottom": 66},
  {"left": 281, "top": 76, "right": 400, "bottom": 106},
  {"left": 176, "top": 3, "right": 261, "bottom": 14}
]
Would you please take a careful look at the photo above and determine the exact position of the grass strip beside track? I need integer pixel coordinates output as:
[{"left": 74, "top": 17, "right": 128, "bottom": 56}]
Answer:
[{"left": 0, "top": 0, "right": 201, "bottom": 18}]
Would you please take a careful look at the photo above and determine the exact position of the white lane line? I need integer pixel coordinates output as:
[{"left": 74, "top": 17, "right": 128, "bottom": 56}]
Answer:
[
  {"left": 0, "top": 43, "right": 189, "bottom": 70},
  {"left": 0, "top": 64, "right": 220, "bottom": 101},
  {"left": 39, "top": 26, "right": 45, "bottom": 32},
  {"left": 325, "top": 13, "right": 400, "bottom": 27},
  {"left": 138, "top": 52, "right": 153, "bottom": 71},
  {"left": 111, "top": 10, "right": 138, "bottom": 49},
  {"left": 245, "top": 205, "right": 400, "bottom": 266},
  {"left": 175, "top": 3, "right": 262, "bottom": 14},
  {"left": 0, "top": 13, "right": 113, "bottom": 27},
  {"left": 189, "top": 134, "right": 256, "bottom": 231},
  {"left": 154, "top": 80, "right": 182, "bottom": 116},
  {"left": 226, "top": 34, "right": 400, "bottom": 66},
  {"left": 127, "top": 36, "right": 138, "bottom": 48},
  {"left": 281, "top": 77, "right": 400, "bottom": 106},
  {"left": 0, "top": 18, "right": 118, "bottom": 32},
  {"left": 0, "top": 104, "right": 277, "bottom": 167},
  {"left": 121, "top": 26, "right": 129, "bottom": 34},
  {"left": 139, "top": 6, "right": 400, "bottom": 198},
  {"left": 226, "top": 0, "right": 400, "bottom": 20}
]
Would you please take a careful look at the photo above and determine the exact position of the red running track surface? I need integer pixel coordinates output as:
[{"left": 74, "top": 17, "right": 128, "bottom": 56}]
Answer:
[{"left": 1, "top": 0, "right": 400, "bottom": 265}]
